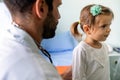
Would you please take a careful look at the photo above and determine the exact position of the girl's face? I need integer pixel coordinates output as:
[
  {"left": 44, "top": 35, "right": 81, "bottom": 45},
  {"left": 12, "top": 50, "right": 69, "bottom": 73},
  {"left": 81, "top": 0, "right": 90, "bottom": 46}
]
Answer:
[{"left": 89, "top": 14, "right": 113, "bottom": 41}]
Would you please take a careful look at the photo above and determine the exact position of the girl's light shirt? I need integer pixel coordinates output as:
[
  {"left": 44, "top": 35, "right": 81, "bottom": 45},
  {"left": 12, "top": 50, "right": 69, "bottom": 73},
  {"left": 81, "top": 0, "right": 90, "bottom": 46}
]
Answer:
[
  {"left": 72, "top": 41, "right": 110, "bottom": 80},
  {"left": 0, "top": 24, "right": 62, "bottom": 80}
]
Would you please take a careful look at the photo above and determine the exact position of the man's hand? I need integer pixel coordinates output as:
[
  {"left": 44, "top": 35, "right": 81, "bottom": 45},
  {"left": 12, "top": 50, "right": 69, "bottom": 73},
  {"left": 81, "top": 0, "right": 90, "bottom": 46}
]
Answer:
[{"left": 61, "top": 66, "right": 72, "bottom": 80}]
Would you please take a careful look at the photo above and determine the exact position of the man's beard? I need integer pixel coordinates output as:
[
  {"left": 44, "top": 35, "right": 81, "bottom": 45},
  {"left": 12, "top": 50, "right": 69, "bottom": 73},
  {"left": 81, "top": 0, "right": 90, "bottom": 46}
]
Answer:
[{"left": 42, "top": 12, "right": 58, "bottom": 39}]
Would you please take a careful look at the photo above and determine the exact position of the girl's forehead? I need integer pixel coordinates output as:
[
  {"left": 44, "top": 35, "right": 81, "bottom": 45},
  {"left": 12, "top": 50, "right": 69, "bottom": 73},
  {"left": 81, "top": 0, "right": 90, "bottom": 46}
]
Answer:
[{"left": 95, "top": 15, "right": 113, "bottom": 26}]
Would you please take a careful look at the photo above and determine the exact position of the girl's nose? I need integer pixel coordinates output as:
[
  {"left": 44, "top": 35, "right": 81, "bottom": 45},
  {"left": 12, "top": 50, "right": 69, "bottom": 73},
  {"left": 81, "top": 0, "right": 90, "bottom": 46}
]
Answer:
[{"left": 106, "top": 28, "right": 111, "bottom": 33}]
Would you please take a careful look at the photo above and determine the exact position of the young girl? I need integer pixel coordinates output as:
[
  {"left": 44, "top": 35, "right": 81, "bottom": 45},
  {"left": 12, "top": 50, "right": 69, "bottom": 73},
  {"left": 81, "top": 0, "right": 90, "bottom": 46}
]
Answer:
[{"left": 72, "top": 4, "right": 114, "bottom": 80}]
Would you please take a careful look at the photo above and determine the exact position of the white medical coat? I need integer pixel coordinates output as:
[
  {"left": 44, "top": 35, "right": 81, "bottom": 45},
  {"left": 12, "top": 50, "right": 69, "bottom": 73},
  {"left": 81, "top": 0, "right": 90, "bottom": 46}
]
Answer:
[{"left": 0, "top": 25, "right": 62, "bottom": 80}]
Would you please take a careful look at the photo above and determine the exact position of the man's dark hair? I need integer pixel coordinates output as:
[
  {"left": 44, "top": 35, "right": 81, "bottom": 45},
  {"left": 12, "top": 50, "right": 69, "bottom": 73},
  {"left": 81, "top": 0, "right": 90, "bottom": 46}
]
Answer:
[{"left": 3, "top": 0, "right": 53, "bottom": 14}]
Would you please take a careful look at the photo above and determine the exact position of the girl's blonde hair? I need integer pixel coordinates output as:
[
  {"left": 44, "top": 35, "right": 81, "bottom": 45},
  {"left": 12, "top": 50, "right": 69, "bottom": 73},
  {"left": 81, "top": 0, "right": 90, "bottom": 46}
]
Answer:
[
  {"left": 80, "top": 4, "right": 114, "bottom": 31},
  {"left": 70, "top": 4, "right": 114, "bottom": 40}
]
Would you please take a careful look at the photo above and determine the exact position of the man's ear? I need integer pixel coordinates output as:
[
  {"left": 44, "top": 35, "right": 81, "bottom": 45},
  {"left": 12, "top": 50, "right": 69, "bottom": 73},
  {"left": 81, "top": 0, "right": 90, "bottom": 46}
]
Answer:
[
  {"left": 83, "top": 25, "right": 91, "bottom": 34},
  {"left": 33, "top": 0, "right": 47, "bottom": 18}
]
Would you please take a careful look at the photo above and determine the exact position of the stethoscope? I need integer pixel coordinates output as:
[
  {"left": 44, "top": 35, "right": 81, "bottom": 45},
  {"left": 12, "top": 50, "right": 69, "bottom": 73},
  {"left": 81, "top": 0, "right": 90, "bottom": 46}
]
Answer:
[
  {"left": 38, "top": 46, "right": 53, "bottom": 64},
  {"left": 12, "top": 21, "right": 53, "bottom": 64}
]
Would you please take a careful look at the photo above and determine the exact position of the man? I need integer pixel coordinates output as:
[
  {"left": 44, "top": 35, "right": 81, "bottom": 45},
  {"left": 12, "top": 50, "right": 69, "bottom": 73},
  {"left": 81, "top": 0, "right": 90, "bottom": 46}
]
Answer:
[{"left": 0, "top": 0, "right": 63, "bottom": 80}]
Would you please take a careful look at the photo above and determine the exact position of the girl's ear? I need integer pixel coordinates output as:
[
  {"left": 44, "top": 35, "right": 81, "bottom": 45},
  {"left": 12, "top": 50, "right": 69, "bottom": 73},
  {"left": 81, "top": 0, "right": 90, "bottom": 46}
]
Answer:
[
  {"left": 83, "top": 25, "right": 91, "bottom": 35},
  {"left": 33, "top": 0, "right": 47, "bottom": 18}
]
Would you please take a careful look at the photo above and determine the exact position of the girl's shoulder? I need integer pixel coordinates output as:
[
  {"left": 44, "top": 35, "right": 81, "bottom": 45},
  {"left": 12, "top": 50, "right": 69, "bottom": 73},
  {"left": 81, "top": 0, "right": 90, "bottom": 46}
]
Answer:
[{"left": 73, "top": 41, "right": 89, "bottom": 53}]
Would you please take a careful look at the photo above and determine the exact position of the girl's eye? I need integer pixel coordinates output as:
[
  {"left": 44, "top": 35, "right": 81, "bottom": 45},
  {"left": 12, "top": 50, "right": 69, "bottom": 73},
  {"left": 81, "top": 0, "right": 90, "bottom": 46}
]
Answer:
[
  {"left": 101, "top": 24, "right": 107, "bottom": 28},
  {"left": 102, "top": 25, "right": 106, "bottom": 28}
]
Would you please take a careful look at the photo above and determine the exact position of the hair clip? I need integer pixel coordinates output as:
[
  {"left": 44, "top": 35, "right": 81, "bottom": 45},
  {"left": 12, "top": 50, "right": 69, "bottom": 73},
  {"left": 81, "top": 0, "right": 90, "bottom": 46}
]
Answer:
[
  {"left": 78, "top": 21, "right": 80, "bottom": 24},
  {"left": 90, "top": 5, "right": 102, "bottom": 16}
]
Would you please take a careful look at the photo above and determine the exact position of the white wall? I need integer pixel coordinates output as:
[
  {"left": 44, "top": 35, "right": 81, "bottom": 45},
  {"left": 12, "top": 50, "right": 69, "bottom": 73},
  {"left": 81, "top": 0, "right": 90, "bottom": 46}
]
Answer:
[{"left": 56, "top": 0, "right": 120, "bottom": 47}]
